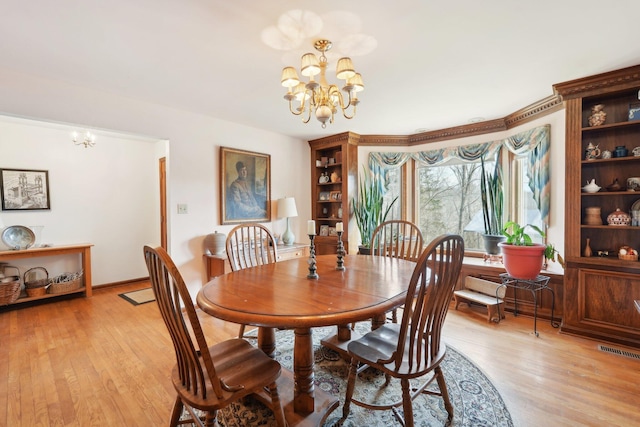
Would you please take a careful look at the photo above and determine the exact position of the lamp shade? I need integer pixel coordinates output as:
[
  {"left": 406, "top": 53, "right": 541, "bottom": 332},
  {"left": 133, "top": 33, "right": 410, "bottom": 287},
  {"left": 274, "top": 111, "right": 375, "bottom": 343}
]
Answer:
[
  {"left": 277, "top": 197, "right": 298, "bottom": 218},
  {"left": 348, "top": 73, "right": 364, "bottom": 92},
  {"left": 300, "top": 53, "right": 320, "bottom": 77},
  {"left": 336, "top": 57, "right": 355, "bottom": 80},
  {"left": 281, "top": 67, "right": 300, "bottom": 88}
]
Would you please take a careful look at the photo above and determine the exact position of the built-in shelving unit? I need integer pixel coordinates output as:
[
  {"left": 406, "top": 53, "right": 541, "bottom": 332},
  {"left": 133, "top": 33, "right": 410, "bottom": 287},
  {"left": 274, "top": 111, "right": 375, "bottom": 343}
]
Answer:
[
  {"left": 309, "top": 132, "right": 358, "bottom": 255},
  {"left": 554, "top": 65, "right": 640, "bottom": 347}
]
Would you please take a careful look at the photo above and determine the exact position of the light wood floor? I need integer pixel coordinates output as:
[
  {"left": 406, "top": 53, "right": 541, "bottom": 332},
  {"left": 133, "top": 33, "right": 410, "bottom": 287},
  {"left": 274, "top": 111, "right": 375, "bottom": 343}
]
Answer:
[{"left": 1, "top": 283, "right": 639, "bottom": 427}]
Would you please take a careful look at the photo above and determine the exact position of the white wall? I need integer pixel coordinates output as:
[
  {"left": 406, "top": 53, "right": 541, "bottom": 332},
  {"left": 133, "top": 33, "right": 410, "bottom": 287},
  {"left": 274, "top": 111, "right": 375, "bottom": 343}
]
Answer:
[
  {"left": 357, "top": 110, "right": 566, "bottom": 274},
  {"left": 0, "top": 116, "right": 162, "bottom": 284},
  {"left": 0, "top": 68, "right": 310, "bottom": 296}
]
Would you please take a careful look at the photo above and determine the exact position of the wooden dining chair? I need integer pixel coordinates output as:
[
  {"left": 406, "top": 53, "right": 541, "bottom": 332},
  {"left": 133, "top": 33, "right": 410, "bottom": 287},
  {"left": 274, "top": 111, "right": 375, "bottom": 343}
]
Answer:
[
  {"left": 371, "top": 219, "right": 424, "bottom": 322},
  {"left": 143, "top": 246, "right": 287, "bottom": 427},
  {"left": 338, "top": 234, "right": 464, "bottom": 427},
  {"left": 225, "top": 223, "right": 278, "bottom": 339}
]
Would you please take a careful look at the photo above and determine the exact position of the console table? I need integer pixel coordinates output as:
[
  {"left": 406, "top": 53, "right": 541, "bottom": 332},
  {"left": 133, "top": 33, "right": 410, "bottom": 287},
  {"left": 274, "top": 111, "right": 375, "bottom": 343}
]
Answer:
[
  {"left": 204, "top": 242, "right": 309, "bottom": 281},
  {"left": 499, "top": 273, "right": 559, "bottom": 337},
  {"left": 0, "top": 243, "right": 93, "bottom": 307}
]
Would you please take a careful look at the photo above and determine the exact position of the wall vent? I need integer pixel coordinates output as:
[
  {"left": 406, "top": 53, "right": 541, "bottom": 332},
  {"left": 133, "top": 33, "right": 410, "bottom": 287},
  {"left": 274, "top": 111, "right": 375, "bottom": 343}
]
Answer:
[{"left": 597, "top": 344, "right": 640, "bottom": 360}]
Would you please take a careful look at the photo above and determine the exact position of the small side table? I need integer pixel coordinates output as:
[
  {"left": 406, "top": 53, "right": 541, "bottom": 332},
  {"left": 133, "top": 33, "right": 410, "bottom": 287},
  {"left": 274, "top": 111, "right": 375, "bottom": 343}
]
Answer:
[{"left": 499, "top": 273, "right": 559, "bottom": 337}]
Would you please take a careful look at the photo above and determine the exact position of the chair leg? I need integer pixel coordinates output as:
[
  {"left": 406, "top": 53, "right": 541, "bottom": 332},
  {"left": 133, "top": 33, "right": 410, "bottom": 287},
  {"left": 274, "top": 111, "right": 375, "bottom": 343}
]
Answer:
[
  {"left": 338, "top": 357, "right": 359, "bottom": 425},
  {"left": 400, "top": 378, "right": 414, "bottom": 427},
  {"left": 204, "top": 411, "right": 217, "bottom": 427},
  {"left": 267, "top": 381, "right": 287, "bottom": 427},
  {"left": 169, "top": 397, "right": 184, "bottom": 427},
  {"left": 238, "top": 324, "right": 246, "bottom": 339},
  {"left": 435, "top": 366, "right": 454, "bottom": 422}
]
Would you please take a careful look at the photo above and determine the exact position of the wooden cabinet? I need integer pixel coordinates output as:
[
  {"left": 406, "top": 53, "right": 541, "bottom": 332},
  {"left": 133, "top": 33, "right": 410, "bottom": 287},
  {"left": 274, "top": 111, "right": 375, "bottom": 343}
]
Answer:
[
  {"left": 554, "top": 65, "right": 640, "bottom": 347},
  {"left": 0, "top": 244, "right": 93, "bottom": 308},
  {"left": 204, "top": 243, "right": 310, "bottom": 281},
  {"left": 309, "top": 132, "right": 358, "bottom": 255}
]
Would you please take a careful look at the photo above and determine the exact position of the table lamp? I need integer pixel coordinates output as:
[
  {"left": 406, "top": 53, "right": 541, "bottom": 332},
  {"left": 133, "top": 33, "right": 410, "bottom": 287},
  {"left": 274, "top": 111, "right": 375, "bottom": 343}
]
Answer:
[{"left": 277, "top": 197, "right": 298, "bottom": 246}]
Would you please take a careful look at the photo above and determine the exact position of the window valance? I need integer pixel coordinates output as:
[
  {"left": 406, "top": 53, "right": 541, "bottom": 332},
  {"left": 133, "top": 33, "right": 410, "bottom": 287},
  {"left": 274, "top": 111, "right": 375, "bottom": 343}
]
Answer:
[{"left": 368, "top": 124, "right": 551, "bottom": 226}]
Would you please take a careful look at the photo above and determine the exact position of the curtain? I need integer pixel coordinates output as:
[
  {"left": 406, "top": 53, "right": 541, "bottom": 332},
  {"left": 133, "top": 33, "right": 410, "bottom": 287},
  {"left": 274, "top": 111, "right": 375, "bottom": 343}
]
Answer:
[
  {"left": 368, "top": 124, "right": 551, "bottom": 225},
  {"left": 502, "top": 125, "right": 550, "bottom": 226}
]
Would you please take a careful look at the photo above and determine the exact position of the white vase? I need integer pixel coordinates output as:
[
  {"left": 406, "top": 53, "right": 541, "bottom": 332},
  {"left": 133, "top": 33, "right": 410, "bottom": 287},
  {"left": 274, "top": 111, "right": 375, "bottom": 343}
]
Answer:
[{"left": 204, "top": 232, "right": 226, "bottom": 255}]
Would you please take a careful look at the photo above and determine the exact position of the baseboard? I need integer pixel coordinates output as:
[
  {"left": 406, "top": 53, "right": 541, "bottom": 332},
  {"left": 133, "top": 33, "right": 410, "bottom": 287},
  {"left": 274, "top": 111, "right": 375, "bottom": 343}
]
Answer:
[{"left": 92, "top": 276, "right": 149, "bottom": 290}]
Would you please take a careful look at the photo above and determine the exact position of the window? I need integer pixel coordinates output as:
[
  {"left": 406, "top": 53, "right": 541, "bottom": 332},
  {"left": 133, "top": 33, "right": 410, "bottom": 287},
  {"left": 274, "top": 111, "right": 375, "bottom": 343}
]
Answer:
[
  {"left": 412, "top": 151, "right": 543, "bottom": 252},
  {"left": 369, "top": 124, "right": 549, "bottom": 254},
  {"left": 381, "top": 165, "right": 403, "bottom": 221},
  {"left": 415, "top": 160, "right": 485, "bottom": 251},
  {"left": 512, "top": 155, "right": 544, "bottom": 243}
]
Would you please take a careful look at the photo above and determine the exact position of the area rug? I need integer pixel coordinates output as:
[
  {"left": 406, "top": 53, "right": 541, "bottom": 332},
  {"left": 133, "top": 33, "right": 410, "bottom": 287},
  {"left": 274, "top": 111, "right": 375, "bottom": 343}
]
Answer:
[
  {"left": 118, "top": 287, "right": 155, "bottom": 306},
  {"left": 199, "top": 323, "right": 513, "bottom": 427}
]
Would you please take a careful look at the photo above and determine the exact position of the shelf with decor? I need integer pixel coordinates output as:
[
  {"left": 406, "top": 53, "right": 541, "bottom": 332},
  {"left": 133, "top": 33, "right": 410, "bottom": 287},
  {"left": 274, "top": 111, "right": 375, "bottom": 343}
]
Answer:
[
  {"left": 309, "top": 133, "right": 358, "bottom": 255},
  {"left": 0, "top": 243, "right": 93, "bottom": 309},
  {"left": 554, "top": 64, "right": 640, "bottom": 347}
]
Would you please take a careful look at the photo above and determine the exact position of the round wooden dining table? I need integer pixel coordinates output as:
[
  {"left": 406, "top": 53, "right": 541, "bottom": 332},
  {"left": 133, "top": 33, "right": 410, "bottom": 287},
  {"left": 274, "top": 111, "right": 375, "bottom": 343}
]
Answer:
[{"left": 196, "top": 253, "right": 416, "bottom": 427}]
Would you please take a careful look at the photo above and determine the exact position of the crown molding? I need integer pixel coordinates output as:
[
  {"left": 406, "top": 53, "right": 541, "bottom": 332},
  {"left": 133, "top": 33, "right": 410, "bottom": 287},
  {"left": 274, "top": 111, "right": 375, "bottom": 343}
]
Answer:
[
  {"left": 553, "top": 64, "right": 640, "bottom": 100},
  {"left": 338, "top": 94, "right": 563, "bottom": 147},
  {"left": 504, "top": 94, "right": 563, "bottom": 128}
]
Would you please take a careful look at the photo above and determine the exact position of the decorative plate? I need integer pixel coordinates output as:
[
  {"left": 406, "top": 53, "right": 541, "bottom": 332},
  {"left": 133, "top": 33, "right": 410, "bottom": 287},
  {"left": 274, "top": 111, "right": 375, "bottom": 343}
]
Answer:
[{"left": 1, "top": 225, "right": 36, "bottom": 250}]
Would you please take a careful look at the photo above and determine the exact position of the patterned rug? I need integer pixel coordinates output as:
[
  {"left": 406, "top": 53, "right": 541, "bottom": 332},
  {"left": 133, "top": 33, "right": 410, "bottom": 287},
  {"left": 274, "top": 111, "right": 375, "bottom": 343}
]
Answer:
[{"left": 183, "top": 323, "right": 513, "bottom": 426}]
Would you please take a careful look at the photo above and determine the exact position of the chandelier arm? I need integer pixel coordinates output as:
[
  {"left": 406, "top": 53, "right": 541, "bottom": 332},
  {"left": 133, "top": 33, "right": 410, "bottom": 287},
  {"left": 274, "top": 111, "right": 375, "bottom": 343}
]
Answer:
[
  {"left": 287, "top": 99, "right": 303, "bottom": 116},
  {"left": 340, "top": 104, "right": 357, "bottom": 120},
  {"left": 301, "top": 97, "right": 312, "bottom": 123},
  {"left": 326, "top": 86, "right": 357, "bottom": 119}
]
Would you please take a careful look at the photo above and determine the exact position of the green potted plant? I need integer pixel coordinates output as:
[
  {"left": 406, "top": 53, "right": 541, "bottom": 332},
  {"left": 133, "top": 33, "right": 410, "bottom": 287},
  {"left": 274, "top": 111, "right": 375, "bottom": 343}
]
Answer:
[
  {"left": 352, "top": 166, "right": 398, "bottom": 254},
  {"left": 479, "top": 155, "right": 505, "bottom": 255},
  {"left": 499, "top": 221, "right": 564, "bottom": 279}
]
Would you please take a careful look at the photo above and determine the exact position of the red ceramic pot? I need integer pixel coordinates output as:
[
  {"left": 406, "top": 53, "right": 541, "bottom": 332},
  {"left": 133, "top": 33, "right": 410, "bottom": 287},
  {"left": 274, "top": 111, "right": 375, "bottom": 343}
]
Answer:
[{"left": 498, "top": 243, "right": 546, "bottom": 280}]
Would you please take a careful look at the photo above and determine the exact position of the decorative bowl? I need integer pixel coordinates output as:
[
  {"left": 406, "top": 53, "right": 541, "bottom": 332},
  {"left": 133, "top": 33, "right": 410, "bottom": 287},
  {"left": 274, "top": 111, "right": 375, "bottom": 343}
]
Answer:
[{"left": 607, "top": 208, "right": 631, "bottom": 226}]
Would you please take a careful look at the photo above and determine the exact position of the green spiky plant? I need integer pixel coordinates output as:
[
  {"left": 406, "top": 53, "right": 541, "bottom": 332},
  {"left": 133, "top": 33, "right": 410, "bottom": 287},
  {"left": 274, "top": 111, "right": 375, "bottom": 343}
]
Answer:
[
  {"left": 352, "top": 166, "right": 398, "bottom": 249},
  {"left": 480, "top": 155, "right": 504, "bottom": 236},
  {"left": 501, "top": 221, "right": 565, "bottom": 268}
]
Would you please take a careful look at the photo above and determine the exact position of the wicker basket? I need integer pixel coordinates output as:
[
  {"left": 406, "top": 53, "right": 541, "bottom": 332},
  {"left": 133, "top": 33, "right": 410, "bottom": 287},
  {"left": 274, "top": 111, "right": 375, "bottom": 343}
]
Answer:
[
  {"left": 24, "top": 267, "right": 49, "bottom": 288},
  {"left": 619, "top": 253, "right": 639, "bottom": 261},
  {"left": 0, "top": 279, "right": 21, "bottom": 305},
  {"left": 48, "top": 272, "right": 83, "bottom": 294},
  {"left": 26, "top": 286, "right": 48, "bottom": 297}
]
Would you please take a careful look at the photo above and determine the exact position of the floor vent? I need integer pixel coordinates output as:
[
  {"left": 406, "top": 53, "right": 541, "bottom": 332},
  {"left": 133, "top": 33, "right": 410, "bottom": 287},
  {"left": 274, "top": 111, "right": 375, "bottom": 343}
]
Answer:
[{"left": 598, "top": 344, "right": 640, "bottom": 360}]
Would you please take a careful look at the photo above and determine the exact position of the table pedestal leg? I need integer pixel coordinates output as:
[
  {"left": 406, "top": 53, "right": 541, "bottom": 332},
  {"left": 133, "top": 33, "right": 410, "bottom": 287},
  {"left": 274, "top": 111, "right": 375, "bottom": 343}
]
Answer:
[
  {"left": 258, "top": 327, "right": 276, "bottom": 358},
  {"left": 294, "top": 328, "right": 315, "bottom": 414}
]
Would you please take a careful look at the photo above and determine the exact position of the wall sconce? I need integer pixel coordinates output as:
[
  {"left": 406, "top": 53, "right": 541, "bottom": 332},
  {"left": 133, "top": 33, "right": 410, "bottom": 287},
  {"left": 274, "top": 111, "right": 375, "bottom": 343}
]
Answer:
[{"left": 72, "top": 131, "right": 96, "bottom": 148}]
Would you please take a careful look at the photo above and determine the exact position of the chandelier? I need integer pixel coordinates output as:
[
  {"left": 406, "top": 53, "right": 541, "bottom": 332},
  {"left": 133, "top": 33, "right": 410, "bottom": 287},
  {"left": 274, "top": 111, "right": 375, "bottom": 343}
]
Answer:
[
  {"left": 280, "top": 39, "right": 364, "bottom": 128},
  {"left": 72, "top": 131, "right": 96, "bottom": 148}
]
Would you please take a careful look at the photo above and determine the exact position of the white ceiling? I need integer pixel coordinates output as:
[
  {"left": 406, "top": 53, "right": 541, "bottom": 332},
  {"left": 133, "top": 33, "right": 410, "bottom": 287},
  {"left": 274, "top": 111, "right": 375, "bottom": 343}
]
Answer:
[{"left": 2, "top": 0, "right": 640, "bottom": 141}]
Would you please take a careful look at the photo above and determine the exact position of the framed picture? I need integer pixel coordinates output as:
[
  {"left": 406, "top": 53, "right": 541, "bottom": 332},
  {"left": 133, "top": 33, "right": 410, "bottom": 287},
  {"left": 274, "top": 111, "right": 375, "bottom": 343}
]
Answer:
[
  {"left": 220, "top": 147, "right": 270, "bottom": 224},
  {"left": 319, "top": 225, "right": 329, "bottom": 236},
  {"left": 0, "top": 168, "right": 50, "bottom": 211},
  {"left": 330, "top": 191, "right": 341, "bottom": 201},
  {"left": 319, "top": 191, "right": 330, "bottom": 201},
  {"left": 328, "top": 227, "right": 337, "bottom": 236}
]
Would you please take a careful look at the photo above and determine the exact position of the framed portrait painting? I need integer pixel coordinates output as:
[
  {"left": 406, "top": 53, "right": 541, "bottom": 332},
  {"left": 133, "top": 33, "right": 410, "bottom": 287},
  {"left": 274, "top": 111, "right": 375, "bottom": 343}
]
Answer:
[
  {"left": 220, "top": 147, "right": 271, "bottom": 224},
  {"left": 0, "top": 168, "right": 50, "bottom": 211}
]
